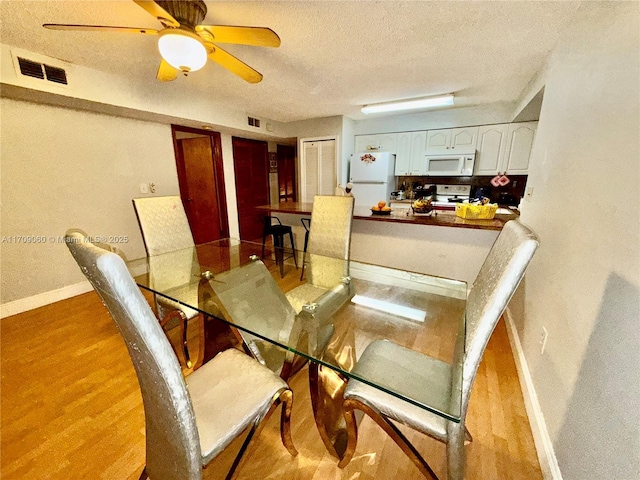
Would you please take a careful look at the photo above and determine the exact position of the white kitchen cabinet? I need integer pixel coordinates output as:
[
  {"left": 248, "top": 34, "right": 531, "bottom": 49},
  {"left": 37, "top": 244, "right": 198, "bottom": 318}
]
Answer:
[
  {"left": 426, "top": 126, "right": 479, "bottom": 151},
  {"left": 354, "top": 133, "right": 398, "bottom": 154},
  {"left": 395, "top": 131, "right": 426, "bottom": 175},
  {"left": 474, "top": 122, "right": 537, "bottom": 175},
  {"left": 395, "top": 132, "right": 411, "bottom": 175},
  {"left": 474, "top": 124, "right": 510, "bottom": 175},
  {"left": 503, "top": 122, "right": 537, "bottom": 174}
]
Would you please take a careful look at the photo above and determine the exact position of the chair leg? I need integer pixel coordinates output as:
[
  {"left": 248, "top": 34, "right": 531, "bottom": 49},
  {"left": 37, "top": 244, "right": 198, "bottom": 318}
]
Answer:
[
  {"left": 447, "top": 426, "right": 467, "bottom": 480},
  {"left": 159, "top": 310, "right": 191, "bottom": 369},
  {"left": 278, "top": 389, "right": 298, "bottom": 457},
  {"left": 300, "top": 231, "right": 309, "bottom": 280},
  {"left": 339, "top": 398, "right": 439, "bottom": 480},
  {"left": 261, "top": 231, "right": 268, "bottom": 259},
  {"left": 224, "top": 387, "right": 297, "bottom": 480},
  {"left": 288, "top": 230, "right": 298, "bottom": 268},
  {"left": 273, "top": 234, "right": 285, "bottom": 278},
  {"left": 338, "top": 399, "right": 359, "bottom": 468}
]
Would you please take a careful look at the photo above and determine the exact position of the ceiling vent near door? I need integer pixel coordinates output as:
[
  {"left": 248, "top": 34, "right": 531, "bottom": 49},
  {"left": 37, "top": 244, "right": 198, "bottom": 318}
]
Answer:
[{"left": 247, "top": 116, "right": 261, "bottom": 128}]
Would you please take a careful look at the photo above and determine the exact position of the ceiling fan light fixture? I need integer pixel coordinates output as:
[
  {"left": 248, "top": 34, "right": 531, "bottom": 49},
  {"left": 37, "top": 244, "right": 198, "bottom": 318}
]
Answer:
[
  {"left": 158, "top": 29, "right": 207, "bottom": 73},
  {"left": 361, "top": 94, "right": 455, "bottom": 114}
]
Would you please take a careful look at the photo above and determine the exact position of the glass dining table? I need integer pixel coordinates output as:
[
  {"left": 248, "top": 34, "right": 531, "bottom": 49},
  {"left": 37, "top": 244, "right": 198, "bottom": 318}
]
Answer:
[{"left": 127, "top": 238, "right": 467, "bottom": 460}]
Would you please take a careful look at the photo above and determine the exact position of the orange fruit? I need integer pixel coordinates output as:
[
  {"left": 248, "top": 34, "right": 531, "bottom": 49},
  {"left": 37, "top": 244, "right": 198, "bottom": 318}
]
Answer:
[
  {"left": 382, "top": 206, "right": 391, "bottom": 211},
  {"left": 371, "top": 206, "right": 380, "bottom": 211},
  {"left": 378, "top": 201, "right": 386, "bottom": 209}
]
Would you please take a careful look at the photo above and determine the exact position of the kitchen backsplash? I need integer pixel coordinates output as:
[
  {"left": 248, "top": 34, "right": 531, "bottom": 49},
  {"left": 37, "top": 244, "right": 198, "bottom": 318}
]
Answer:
[{"left": 396, "top": 175, "right": 527, "bottom": 203}]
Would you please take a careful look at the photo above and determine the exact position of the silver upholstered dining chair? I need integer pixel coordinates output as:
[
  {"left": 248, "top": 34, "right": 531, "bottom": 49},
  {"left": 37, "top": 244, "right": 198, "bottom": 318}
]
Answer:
[
  {"left": 338, "top": 220, "right": 539, "bottom": 479},
  {"left": 285, "top": 195, "right": 355, "bottom": 315},
  {"left": 132, "top": 196, "right": 199, "bottom": 367},
  {"left": 65, "top": 229, "right": 297, "bottom": 480}
]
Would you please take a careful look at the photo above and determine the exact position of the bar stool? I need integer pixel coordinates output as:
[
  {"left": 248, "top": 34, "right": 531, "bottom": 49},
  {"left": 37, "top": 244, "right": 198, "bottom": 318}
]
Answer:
[
  {"left": 300, "top": 218, "right": 311, "bottom": 280},
  {"left": 261, "top": 215, "right": 298, "bottom": 277}
]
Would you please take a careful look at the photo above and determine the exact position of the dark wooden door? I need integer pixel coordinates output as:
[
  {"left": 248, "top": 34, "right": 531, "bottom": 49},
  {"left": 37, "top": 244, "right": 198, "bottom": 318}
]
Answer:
[
  {"left": 232, "top": 137, "right": 269, "bottom": 241},
  {"left": 277, "top": 144, "right": 297, "bottom": 202},
  {"left": 173, "top": 127, "right": 229, "bottom": 244}
]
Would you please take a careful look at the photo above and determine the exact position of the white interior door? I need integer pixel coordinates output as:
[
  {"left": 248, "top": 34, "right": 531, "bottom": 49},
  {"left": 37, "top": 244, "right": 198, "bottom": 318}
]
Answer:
[{"left": 300, "top": 138, "right": 337, "bottom": 202}]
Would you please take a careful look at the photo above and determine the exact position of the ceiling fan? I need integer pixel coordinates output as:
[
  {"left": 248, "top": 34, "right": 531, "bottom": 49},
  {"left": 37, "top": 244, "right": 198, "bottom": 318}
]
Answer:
[{"left": 43, "top": 0, "right": 280, "bottom": 83}]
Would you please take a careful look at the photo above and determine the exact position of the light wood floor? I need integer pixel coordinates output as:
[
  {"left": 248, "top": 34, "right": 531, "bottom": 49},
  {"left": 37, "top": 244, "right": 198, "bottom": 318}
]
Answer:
[{"left": 1, "top": 263, "right": 542, "bottom": 480}]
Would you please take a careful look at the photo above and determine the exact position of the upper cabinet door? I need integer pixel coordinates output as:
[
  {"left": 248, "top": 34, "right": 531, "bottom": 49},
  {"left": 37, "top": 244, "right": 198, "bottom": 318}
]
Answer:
[
  {"left": 504, "top": 122, "right": 537, "bottom": 174},
  {"left": 395, "top": 132, "right": 412, "bottom": 175},
  {"left": 409, "top": 131, "right": 427, "bottom": 174},
  {"left": 426, "top": 127, "right": 478, "bottom": 150},
  {"left": 450, "top": 127, "right": 478, "bottom": 150},
  {"left": 377, "top": 133, "right": 398, "bottom": 154},
  {"left": 426, "top": 129, "right": 451, "bottom": 150},
  {"left": 355, "top": 135, "right": 380, "bottom": 152},
  {"left": 354, "top": 133, "right": 398, "bottom": 154},
  {"left": 475, "top": 124, "right": 509, "bottom": 175}
]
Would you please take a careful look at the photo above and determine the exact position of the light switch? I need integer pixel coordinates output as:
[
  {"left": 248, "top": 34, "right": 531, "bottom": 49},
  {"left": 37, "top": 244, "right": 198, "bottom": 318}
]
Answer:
[{"left": 139, "top": 183, "right": 149, "bottom": 194}]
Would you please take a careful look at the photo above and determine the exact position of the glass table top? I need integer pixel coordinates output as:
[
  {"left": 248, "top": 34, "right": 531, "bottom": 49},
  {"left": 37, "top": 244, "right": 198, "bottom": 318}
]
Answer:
[{"left": 128, "top": 238, "right": 467, "bottom": 422}]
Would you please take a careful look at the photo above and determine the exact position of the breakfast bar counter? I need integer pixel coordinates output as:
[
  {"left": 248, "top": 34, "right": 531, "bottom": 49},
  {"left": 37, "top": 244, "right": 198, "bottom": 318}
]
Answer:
[{"left": 256, "top": 202, "right": 517, "bottom": 232}]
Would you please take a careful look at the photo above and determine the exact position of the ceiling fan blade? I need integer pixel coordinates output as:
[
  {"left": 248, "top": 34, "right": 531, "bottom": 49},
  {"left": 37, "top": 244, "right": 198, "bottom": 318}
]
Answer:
[
  {"left": 196, "top": 26, "right": 281, "bottom": 47},
  {"left": 133, "top": 0, "right": 180, "bottom": 27},
  {"left": 207, "top": 45, "right": 263, "bottom": 83},
  {"left": 157, "top": 59, "right": 179, "bottom": 82},
  {"left": 43, "top": 24, "right": 158, "bottom": 34}
]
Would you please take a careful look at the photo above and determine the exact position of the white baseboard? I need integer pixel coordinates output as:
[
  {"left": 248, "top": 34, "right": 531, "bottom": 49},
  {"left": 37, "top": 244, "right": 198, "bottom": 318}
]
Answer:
[
  {"left": 0, "top": 281, "right": 93, "bottom": 319},
  {"left": 504, "top": 308, "right": 563, "bottom": 480}
]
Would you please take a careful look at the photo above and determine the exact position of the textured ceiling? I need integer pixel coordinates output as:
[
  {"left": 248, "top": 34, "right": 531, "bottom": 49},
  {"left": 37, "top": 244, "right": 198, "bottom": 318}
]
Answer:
[{"left": 0, "top": 1, "right": 581, "bottom": 123}]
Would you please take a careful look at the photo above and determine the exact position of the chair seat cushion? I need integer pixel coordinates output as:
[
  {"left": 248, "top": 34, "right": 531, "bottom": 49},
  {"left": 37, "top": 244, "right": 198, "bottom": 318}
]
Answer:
[
  {"left": 186, "top": 348, "right": 288, "bottom": 464},
  {"left": 285, "top": 284, "right": 328, "bottom": 314},
  {"left": 343, "top": 340, "right": 452, "bottom": 443}
]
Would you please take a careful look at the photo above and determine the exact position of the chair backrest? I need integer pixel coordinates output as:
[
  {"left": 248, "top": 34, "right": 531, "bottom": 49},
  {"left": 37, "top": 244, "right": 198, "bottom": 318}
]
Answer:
[
  {"left": 209, "top": 259, "right": 298, "bottom": 346},
  {"left": 133, "top": 196, "right": 195, "bottom": 256},
  {"left": 450, "top": 220, "right": 539, "bottom": 422},
  {"left": 306, "top": 195, "right": 354, "bottom": 289},
  {"left": 65, "top": 230, "right": 202, "bottom": 480}
]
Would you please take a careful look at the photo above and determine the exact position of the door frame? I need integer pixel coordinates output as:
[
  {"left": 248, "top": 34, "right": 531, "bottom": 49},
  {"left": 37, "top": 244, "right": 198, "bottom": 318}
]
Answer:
[
  {"left": 171, "top": 125, "right": 230, "bottom": 239},
  {"left": 298, "top": 135, "right": 340, "bottom": 202}
]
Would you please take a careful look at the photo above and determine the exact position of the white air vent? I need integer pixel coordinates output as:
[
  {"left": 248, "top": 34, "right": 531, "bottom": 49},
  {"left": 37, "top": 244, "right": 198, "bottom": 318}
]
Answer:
[
  {"left": 16, "top": 57, "right": 68, "bottom": 85},
  {"left": 247, "top": 116, "right": 261, "bottom": 128},
  {"left": 10, "top": 48, "right": 70, "bottom": 88}
]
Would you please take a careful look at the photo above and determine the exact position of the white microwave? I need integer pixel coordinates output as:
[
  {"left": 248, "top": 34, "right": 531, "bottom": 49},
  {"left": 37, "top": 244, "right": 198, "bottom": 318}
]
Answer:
[{"left": 424, "top": 149, "right": 476, "bottom": 176}]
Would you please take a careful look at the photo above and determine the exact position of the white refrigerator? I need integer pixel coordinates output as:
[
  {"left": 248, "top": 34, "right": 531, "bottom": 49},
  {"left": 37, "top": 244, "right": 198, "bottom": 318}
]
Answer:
[{"left": 349, "top": 152, "right": 396, "bottom": 206}]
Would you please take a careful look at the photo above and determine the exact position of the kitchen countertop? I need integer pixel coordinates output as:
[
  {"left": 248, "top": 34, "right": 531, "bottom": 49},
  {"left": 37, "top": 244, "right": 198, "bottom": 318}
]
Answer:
[{"left": 257, "top": 202, "right": 517, "bottom": 231}]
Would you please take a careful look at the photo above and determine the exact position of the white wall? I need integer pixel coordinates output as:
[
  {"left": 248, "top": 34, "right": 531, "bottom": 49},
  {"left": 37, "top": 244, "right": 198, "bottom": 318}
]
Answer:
[
  {"left": 0, "top": 98, "right": 180, "bottom": 304},
  {"left": 341, "top": 116, "right": 355, "bottom": 185},
  {"left": 220, "top": 133, "right": 240, "bottom": 239},
  {"left": 517, "top": 3, "right": 639, "bottom": 479},
  {"left": 1, "top": 43, "right": 291, "bottom": 140}
]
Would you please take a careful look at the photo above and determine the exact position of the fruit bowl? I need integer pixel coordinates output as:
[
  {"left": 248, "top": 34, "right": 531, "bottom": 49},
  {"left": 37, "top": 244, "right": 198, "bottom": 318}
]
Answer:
[
  {"left": 371, "top": 209, "right": 392, "bottom": 216},
  {"left": 412, "top": 205, "right": 434, "bottom": 214}
]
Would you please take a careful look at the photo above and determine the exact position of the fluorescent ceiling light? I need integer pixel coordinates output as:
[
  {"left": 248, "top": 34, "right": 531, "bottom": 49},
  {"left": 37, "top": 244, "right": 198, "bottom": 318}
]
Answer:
[
  {"left": 361, "top": 94, "right": 454, "bottom": 115},
  {"left": 351, "top": 295, "right": 427, "bottom": 322},
  {"left": 158, "top": 30, "right": 208, "bottom": 73}
]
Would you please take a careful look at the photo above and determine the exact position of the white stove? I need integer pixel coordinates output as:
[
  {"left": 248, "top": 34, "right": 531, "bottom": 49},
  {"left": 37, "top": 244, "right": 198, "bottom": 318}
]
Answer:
[{"left": 431, "top": 184, "right": 471, "bottom": 207}]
